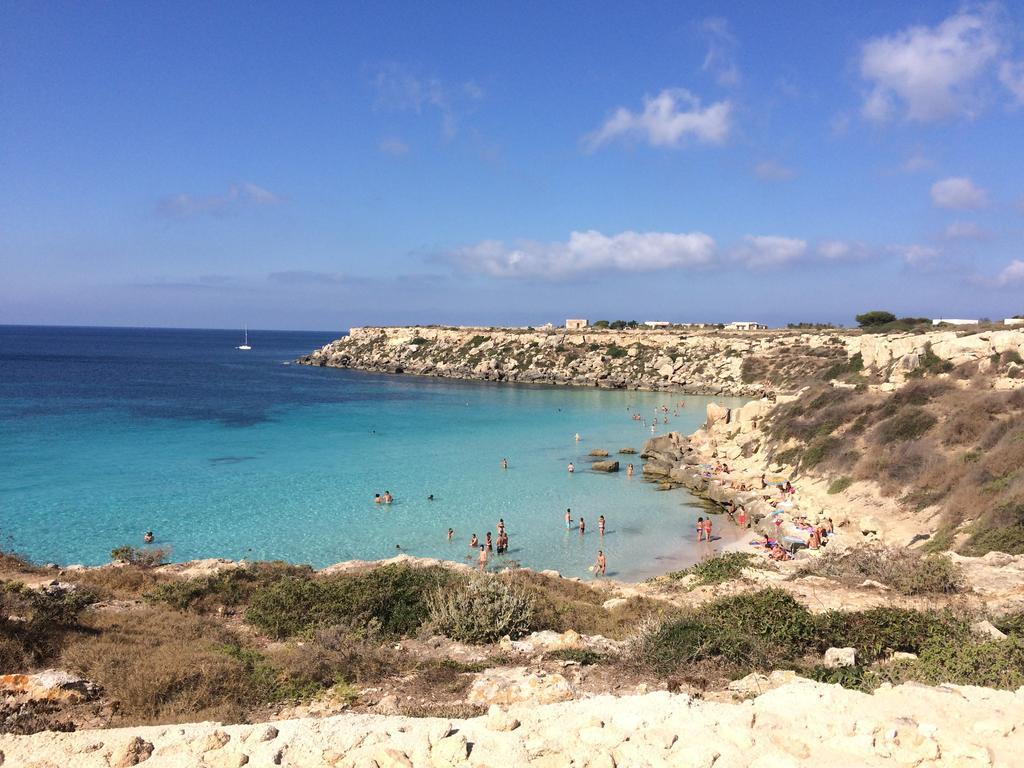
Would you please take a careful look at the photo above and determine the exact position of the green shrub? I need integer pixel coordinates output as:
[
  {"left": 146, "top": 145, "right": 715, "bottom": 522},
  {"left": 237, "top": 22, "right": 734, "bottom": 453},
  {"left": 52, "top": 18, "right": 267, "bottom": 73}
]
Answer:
[
  {"left": 803, "top": 664, "right": 869, "bottom": 690},
  {"left": 856, "top": 311, "right": 897, "bottom": 327},
  {"left": 827, "top": 476, "right": 853, "bottom": 494},
  {"left": 246, "top": 564, "right": 456, "bottom": 640},
  {"left": 884, "top": 636, "right": 1024, "bottom": 690},
  {"left": 876, "top": 407, "right": 937, "bottom": 444},
  {"left": 634, "top": 589, "right": 815, "bottom": 673},
  {"left": 0, "top": 581, "right": 99, "bottom": 665},
  {"left": 960, "top": 524, "right": 1024, "bottom": 556},
  {"left": 427, "top": 575, "right": 534, "bottom": 644},
  {"left": 145, "top": 562, "right": 313, "bottom": 612},
  {"left": 110, "top": 545, "right": 169, "bottom": 568},
  {"left": 665, "top": 552, "right": 756, "bottom": 586},
  {"left": 802, "top": 437, "right": 839, "bottom": 468},
  {"left": 813, "top": 607, "right": 964, "bottom": 661},
  {"left": 606, "top": 344, "right": 628, "bottom": 359}
]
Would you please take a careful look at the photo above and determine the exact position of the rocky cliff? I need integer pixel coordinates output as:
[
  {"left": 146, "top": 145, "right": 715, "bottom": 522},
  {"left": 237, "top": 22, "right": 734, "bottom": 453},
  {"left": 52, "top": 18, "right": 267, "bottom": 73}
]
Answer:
[{"left": 298, "top": 325, "right": 1024, "bottom": 396}]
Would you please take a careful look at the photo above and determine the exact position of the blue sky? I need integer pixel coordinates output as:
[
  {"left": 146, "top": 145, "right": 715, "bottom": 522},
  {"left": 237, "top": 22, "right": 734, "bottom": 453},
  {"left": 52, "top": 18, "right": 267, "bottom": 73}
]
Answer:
[{"left": 2, "top": 1, "right": 1023, "bottom": 330}]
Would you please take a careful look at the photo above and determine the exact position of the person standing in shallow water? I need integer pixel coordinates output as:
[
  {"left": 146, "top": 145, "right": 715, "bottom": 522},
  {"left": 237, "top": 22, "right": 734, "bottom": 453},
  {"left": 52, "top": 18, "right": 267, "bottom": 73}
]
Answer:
[
  {"left": 593, "top": 550, "right": 606, "bottom": 576},
  {"left": 478, "top": 545, "right": 488, "bottom": 571},
  {"left": 598, "top": 515, "right": 605, "bottom": 536},
  {"left": 501, "top": 457, "right": 508, "bottom": 470},
  {"left": 470, "top": 533, "right": 478, "bottom": 548},
  {"left": 579, "top": 517, "right": 585, "bottom": 534},
  {"left": 696, "top": 517, "right": 705, "bottom": 542},
  {"left": 565, "top": 508, "right": 572, "bottom": 529}
]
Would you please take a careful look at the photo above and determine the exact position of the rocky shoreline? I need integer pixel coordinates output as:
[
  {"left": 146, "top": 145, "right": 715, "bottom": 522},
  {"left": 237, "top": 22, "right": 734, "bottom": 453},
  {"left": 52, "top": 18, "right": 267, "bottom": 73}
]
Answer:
[{"left": 297, "top": 325, "right": 1024, "bottom": 397}]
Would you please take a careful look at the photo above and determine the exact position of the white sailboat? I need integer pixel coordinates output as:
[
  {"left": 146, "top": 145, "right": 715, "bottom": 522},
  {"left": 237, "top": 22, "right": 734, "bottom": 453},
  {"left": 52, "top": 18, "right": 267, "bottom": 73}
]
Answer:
[{"left": 237, "top": 326, "right": 251, "bottom": 350}]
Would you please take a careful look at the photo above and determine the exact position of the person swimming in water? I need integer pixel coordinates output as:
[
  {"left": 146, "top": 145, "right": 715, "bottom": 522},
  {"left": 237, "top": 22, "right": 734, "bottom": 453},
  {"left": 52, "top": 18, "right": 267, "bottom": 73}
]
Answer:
[
  {"left": 374, "top": 493, "right": 382, "bottom": 504},
  {"left": 470, "top": 533, "right": 478, "bottom": 548},
  {"left": 428, "top": 494, "right": 435, "bottom": 501},
  {"left": 626, "top": 463, "right": 634, "bottom": 476},
  {"left": 143, "top": 531, "right": 154, "bottom": 544},
  {"left": 447, "top": 527, "right": 454, "bottom": 541},
  {"left": 567, "top": 462, "right": 575, "bottom": 473}
]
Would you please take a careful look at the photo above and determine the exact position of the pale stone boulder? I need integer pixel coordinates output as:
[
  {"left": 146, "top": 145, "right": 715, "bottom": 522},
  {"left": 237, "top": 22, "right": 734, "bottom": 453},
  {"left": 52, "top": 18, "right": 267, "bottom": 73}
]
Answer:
[
  {"left": 467, "top": 667, "right": 575, "bottom": 706},
  {"left": 0, "top": 669, "right": 100, "bottom": 704},
  {"left": 823, "top": 647, "right": 857, "bottom": 668}
]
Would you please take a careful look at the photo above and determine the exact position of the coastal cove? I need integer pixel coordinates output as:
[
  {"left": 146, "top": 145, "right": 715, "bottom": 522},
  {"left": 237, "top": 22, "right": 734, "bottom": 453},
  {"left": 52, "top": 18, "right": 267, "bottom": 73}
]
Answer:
[{"left": 0, "top": 326, "right": 746, "bottom": 580}]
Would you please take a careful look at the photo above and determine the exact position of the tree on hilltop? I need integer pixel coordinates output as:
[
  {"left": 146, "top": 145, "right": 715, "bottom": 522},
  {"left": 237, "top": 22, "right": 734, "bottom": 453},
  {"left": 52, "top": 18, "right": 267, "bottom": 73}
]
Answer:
[
  {"left": 855, "top": 311, "right": 897, "bottom": 327},
  {"left": 593, "top": 319, "right": 610, "bottom": 328}
]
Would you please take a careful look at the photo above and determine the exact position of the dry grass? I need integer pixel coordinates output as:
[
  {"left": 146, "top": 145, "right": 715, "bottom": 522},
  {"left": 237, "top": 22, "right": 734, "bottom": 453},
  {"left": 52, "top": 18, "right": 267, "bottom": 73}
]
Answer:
[
  {"left": 503, "top": 570, "right": 661, "bottom": 639},
  {"left": 67, "top": 566, "right": 175, "bottom": 600},
  {"left": 61, "top": 607, "right": 260, "bottom": 726}
]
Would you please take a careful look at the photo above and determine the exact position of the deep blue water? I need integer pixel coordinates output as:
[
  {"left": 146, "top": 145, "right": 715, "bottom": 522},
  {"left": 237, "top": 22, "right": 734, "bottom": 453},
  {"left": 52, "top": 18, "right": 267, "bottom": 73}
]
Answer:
[{"left": 0, "top": 325, "right": 744, "bottom": 580}]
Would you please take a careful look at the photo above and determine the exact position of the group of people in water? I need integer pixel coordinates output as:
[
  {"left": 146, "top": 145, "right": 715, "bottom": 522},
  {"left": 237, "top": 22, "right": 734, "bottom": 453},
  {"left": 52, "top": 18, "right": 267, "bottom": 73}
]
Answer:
[
  {"left": 460, "top": 518, "right": 512, "bottom": 571},
  {"left": 373, "top": 491, "right": 395, "bottom": 504}
]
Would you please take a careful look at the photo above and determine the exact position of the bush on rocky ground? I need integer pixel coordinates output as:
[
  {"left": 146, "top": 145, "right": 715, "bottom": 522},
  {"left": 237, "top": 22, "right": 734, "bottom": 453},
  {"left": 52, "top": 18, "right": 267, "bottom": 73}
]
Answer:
[
  {"left": 145, "top": 561, "right": 313, "bottom": 612},
  {"left": 110, "top": 545, "right": 169, "bottom": 568},
  {"left": 634, "top": 589, "right": 816, "bottom": 675},
  {"left": 245, "top": 563, "right": 458, "bottom": 640},
  {"left": 798, "top": 547, "right": 962, "bottom": 595},
  {"left": 504, "top": 570, "right": 660, "bottom": 639},
  {"left": 876, "top": 636, "right": 1024, "bottom": 690},
  {"left": 664, "top": 552, "right": 759, "bottom": 586},
  {"left": 427, "top": 575, "right": 534, "bottom": 643},
  {"left": 814, "top": 607, "right": 967, "bottom": 662},
  {"left": 0, "top": 580, "right": 98, "bottom": 669}
]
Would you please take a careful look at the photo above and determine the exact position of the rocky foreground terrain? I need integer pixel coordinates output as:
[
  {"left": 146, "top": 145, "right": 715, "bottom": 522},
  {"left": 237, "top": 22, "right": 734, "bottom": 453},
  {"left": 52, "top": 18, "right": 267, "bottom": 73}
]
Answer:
[
  {"left": 3, "top": 678, "right": 1022, "bottom": 767},
  {"left": 297, "top": 324, "right": 1024, "bottom": 397}
]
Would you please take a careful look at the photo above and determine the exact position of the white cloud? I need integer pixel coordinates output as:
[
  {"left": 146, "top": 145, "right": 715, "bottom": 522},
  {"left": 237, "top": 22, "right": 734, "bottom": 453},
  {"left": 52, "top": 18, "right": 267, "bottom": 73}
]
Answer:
[
  {"left": 370, "top": 63, "right": 483, "bottom": 140},
  {"left": 583, "top": 89, "right": 731, "bottom": 151},
  {"left": 378, "top": 137, "right": 410, "bottom": 156},
  {"left": 700, "top": 17, "right": 740, "bottom": 86},
  {"left": 930, "top": 176, "right": 988, "bottom": 209},
  {"left": 1000, "top": 60, "right": 1024, "bottom": 103},
  {"left": 997, "top": 259, "right": 1024, "bottom": 285},
  {"left": 859, "top": 8, "right": 1003, "bottom": 122},
  {"left": 158, "top": 183, "right": 281, "bottom": 217},
  {"left": 890, "top": 243, "right": 940, "bottom": 265},
  {"left": 817, "top": 240, "right": 872, "bottom": 260},
  {"left": 943, "top": 220, "right": 986, "bottom": 240},
  {"left": 754, "top": 160, "right": 795, "bottom": 181},
  {"left": 444, "top": 230, "right": 716, "bottom": 279},
  {"left": 901, "top": 151, "right": 933, "bottom": 173},
  {"left": 733, "top": 235, "right": 808, "bottom": 268}
]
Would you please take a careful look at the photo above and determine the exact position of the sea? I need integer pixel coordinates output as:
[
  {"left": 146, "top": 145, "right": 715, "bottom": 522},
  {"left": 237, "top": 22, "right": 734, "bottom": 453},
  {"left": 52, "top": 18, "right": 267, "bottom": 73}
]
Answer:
[{"left": 0, "top": 326, "right": 747, "bottom": 581}]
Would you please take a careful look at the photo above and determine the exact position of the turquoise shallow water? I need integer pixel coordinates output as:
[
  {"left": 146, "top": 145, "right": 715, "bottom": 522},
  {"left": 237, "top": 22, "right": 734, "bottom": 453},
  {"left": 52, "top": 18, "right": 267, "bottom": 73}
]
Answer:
[{"left": 0, "top": 326, "right": 746, "bottom": 580}]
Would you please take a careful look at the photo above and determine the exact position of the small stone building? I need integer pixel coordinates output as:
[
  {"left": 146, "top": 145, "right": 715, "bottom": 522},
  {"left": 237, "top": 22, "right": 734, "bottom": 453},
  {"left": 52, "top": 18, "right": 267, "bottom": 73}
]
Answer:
[{"left": 565, "top": 319, "right": 588, "bottom": 330}]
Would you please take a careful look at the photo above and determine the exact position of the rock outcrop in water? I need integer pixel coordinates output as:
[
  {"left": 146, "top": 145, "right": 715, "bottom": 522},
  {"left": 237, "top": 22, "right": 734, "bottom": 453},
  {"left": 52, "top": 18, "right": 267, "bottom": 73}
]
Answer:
[{"left": 297, "top": 325, "right": 1024, "bottom": 396}]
